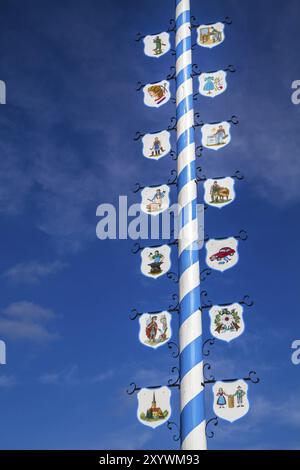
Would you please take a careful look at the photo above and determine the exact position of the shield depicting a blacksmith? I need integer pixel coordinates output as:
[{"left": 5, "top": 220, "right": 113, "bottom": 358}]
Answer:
[
  {"left": 204, "top": 177, "right": 235, "bottom": 209},
  {"left": 140, "top": 245, "right": 171, "bottom": 279},
  {"left": 213, "top": 380, "right": 249, "bottom": 423},
  {"left": 137, "top": 387, "right": 171, "bottom": 428}
]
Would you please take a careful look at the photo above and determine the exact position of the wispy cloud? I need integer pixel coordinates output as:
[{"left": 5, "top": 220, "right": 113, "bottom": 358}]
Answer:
[
  {"left": 38, "top": 364, "right": 114, "bottom": 386},
  {"left": 0, "top": 301, "right": 59, "bottom": 342},
  {"left": 3, "top": 260, "right": 67, "bottom": 284},
  {"left": 0, "top": 375, "right": 16, "bottom": 388}
]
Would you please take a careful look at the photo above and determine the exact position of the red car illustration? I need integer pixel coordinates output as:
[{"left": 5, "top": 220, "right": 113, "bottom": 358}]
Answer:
[{"left": 210, "top": 246, "right": 235, "bottom": 262}]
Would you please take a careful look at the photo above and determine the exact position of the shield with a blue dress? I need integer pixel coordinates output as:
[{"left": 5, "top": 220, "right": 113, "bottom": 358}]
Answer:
[
  {"left": 199, "top": 70, "right": 227, "bottom": 98},
  {"left": 143, "top": 32, "right": 171, "bottom": 58},
  {"left": 201, "top": 121, "right": 231, "bottom": 151},
  {"left": 213, "top": 380, "right": 249, "bottom": 422}
]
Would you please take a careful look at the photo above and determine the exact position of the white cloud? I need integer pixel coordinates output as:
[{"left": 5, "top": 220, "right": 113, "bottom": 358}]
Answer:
[
  {"left": 0, "top": 375, "right": 16, "bottom": 387},
  {"left": 0, "top": 301, "right": 59, "bottom": 342},
  {"left": 3, "top": 260, "right": 67, "bottom": 284},
  {"left": 38, "top": 365, "right": 115, "bottom": 386}
]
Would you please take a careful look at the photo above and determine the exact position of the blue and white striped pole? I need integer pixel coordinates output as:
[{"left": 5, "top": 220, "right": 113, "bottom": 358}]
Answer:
[{"left": 175, "top": 0, "right": 207, "bottom": 450}]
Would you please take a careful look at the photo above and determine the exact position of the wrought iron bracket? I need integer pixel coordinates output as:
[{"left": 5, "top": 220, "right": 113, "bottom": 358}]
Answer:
[
  {"left": 131, "top": 238, "right": 178, "bottom": 254},
  {"left": 135, "top": 19, "right": 176, "bottom": 42},
  {"left": 190, "top": 15, "right": 232, "bottom": 29},
  {"left": 196, "top": 167, "right": 244, "bottom": 183},
  {"left": 167, "top": 421, "right": 180, "bottom": 442},
  {"left": 126, "top": 366, "right": 181, "bottom": 396},
  {"left": 192, "top": 63, "right": 235, "bottom": 78},
  {"left": 201, "top": 291, "right": 254, "bottom": 310},
  {"left": 203, "top": 370, "right": 260, "bottom": 386},
  {"left": 134, "top": 117, "right": 177, "bottom": 141},
  {"left": 194, "top": 113, "right": 239, "bottom": 128},
  {"left": 204, "top": 229, "right": 248, "bottom": 243},
  {"left": 205, "top": 417, "right": 219, "bottom": 439},
  {"left": 133, "top": 169, "right": 177, "bottom": 193},
  {"left": 129, "top": 294, "right": 180, "bottom": 321}
]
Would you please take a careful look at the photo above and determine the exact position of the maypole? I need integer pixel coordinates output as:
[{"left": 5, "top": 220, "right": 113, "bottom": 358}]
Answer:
[{"left": 175, "top": 0, "right": 206, "bottom": 450}]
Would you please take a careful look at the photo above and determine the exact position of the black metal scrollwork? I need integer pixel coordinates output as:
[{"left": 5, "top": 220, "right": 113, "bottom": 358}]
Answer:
[
  {"left": 205, "top": 417, "right": 219, "bottom": 439},
  {"left": 201, "top": 290, "right": 212, "bottom": 308},
  {"left": 126, "top": 382, "right": 139, "bottom": 395},
  {"left": 169, "top": 293, "right": 180, "bottom": 312},
  {"left": 134, "top": 118, "right": 177, "bottom": 142},
  {"left": 168, "top": 342, "right": 180, "bottom": 359},
  {"left": 167, "top": 272, "right": 179, "bottom": 284},
  {"left": 203, "top": 362, "right": 215, "bottom": 382},
  {"left": 200, "top": 268, "right": 212, "bottom": 282},
  {"left": 167, "top": 421, "right": 180, "bottom": 442},
  {"left": 202, "top": 338, "right": 216, "bottom": 357},
  {"left": 135, "top": 19, "right": 176, "bottom": 42},
  {"left": 190, "top": 15, "right": 232, "bottom": 28},
  {"left": 168, "top": 366, "right": 180, "bottom": 388},
  {"left": 192, "top": 63, "right": 236, "bottom": 77}
]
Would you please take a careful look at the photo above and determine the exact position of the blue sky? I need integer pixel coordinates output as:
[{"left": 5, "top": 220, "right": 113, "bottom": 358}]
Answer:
[{"left": 0, "top": 0, "right": 300, "bottom": 450}]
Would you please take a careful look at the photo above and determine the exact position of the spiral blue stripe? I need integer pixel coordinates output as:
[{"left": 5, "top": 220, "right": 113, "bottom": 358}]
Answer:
[{"left": 176, "top": 0, "right": 206, "bottom": 449}]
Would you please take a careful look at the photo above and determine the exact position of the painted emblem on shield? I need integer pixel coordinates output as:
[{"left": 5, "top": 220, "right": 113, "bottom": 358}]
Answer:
[
  {"left": 137, "top": 387, "right": 171, "bottom": 428},
  {"left": 209, "top": 303, "right": 245, "bottom": 342},
  {"left": 141, "top": 185, "right": 170, "bottom": 216},
  {"left": 204, "top": 177, "right": 235, "bottom": 209},
  {"left": 139, "top": 311, "right": 171, "bottom": 349},
  {"left": 197, "top": 22, "right": 225, "bottom": 48},
  {"left": 143, "top": 80, "right": 171, "bottom": 108},
  {"left": 142, "top": 130, "right": 171, "bottom": 161},
  {"left": 199, "top": 70, "right": 227, "bottom": 98},
  {"left": 213, "top": 380, "right": 249, "bottom": 422},
  {"left": 141, "top": 245, "right": 171, "bottom": 278},
  {"left": 143, "top": 32, "right": 171, "bottom": 58},
  {"left": 201, "top": 121, "right": 231, "bottom": 151},
  {"left": 206, "top": 237, "right": 238, "bottom": 272}
]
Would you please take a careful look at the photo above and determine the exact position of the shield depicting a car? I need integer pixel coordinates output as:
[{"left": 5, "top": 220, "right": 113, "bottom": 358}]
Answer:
[
  {"left": 197, "top": 22, "right": 225, "bottom": 49},
  {"left": 141, "top": 245, "right": 171, "bottom": 279},
  {"left": 199, "top": 70, "right": 227, "bottom": 98},
  {"left": 213, "top": 380, "right": 249, "bottom": 423},
  {"left": 209, "top": 303, "right": 245, "bottom": 342},
  {"left": 137, "top": 387, "right": 171, "bottom": 429},
  {"left": 201, "top": 121, "right": 231, "bottom": 151},
  {"left": 143, "top": 32, "right": 171, "bottom": 58},
  {"left": 204, "top": 177, "right": 235, "bottom": 209},
  {"left": 143, "top": 80, "right": 171, "bottom": 108},
  {"left": 141, "top": 185, "right": 170, "bottom": 216},
  {"left": 142, "top": 130, "right": 171, "bottom": 161},
  {"left": 139, "top": 311, "right": 172, "bottom": 349},
  {"left": 206, "top": 237, "right": 238, "bottom": 272}
]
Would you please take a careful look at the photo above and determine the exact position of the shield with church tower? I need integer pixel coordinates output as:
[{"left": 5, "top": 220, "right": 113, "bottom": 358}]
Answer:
[{"left": 137, "top": 387, "right": 171, "bottom": 428}]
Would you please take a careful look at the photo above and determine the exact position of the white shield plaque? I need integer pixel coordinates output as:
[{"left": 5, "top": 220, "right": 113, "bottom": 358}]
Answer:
[
  {"left": 206, "top": 237, "right": 238, "bottom": 272},
  {"left": 143, "top": 32, "right": 171, "bottom": 58},
  {"left": 141, "top": 185, "right": 170, "bottom": 216},
  {"left": 137, "top": 387, "right": 171, "bottom": 428},
  {"left": 141, "top": 245, "right": 171, "bottom": 278},
  {"left": 199, "top": 70, "right": 227, "bottom": 98},
  {"left": 139, "top": 311, "right": 172, "bottom": 349},
  {"left": 197, "top": 22, "right": 225, "bottom": 48},
  {"left": 213, "top": 380, "right": 249, "bottom": 422},
  {"left": 143, "top": 80, "right": 171, "bottom": 108},
  {"left": 204, "top": 177, "right": 235, "bottom": 209},
  {"left": 201, "top": 121, "right": 231, "bottom": 151},
  {"left": 209, "top": 303, "right": 245, "bottom": 342},
  {"left": 142, "top": 130, "right": 171, "bottom": 161}
]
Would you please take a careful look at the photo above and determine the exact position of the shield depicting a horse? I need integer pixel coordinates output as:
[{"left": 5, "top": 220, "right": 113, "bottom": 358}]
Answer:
[
  {"left": 204, "top": 177, "right": 235, "bottom": 209},
  {"left": 197, "top": 22, "right": 225, "bottom": 49},
  {"left": 143, "top": 32, "right": 171, "bottom": 58},
  {"left": 141, "top": 185, "right": 170, "bottom": 216},
  {"left": 206, "top": 237, "right": 238, "bottom": 272},
  {"left": 209, "top": 303, "right": 245, "bottom": 342},
  {"left": 143, "top": 80, "right": 171, "bottom": 108},
  {"left": 141, "top": 245, "right": 171, "bottom": 279},
  {"left": 142, "top": 131, "right": 171, "bottom": 161},
  {"left": 139, "top": 311, "right": 172, "bottom": 349},
  {"left": 199, "top": 70, "right": 227, "bottom": 98},
  {"left": 137, "top": 387, "right": 171, "bottom": 429},
  {"left": 201, "top": 121, "right": 231, "bottom": 151},
  {"left": 213, "top": 380, "right": 249, "bottom": 423}
]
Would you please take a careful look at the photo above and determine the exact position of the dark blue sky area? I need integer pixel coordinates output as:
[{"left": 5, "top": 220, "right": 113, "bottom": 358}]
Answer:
[{"left": 0, "top": 0, "right": 299, "bottom": 450}]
